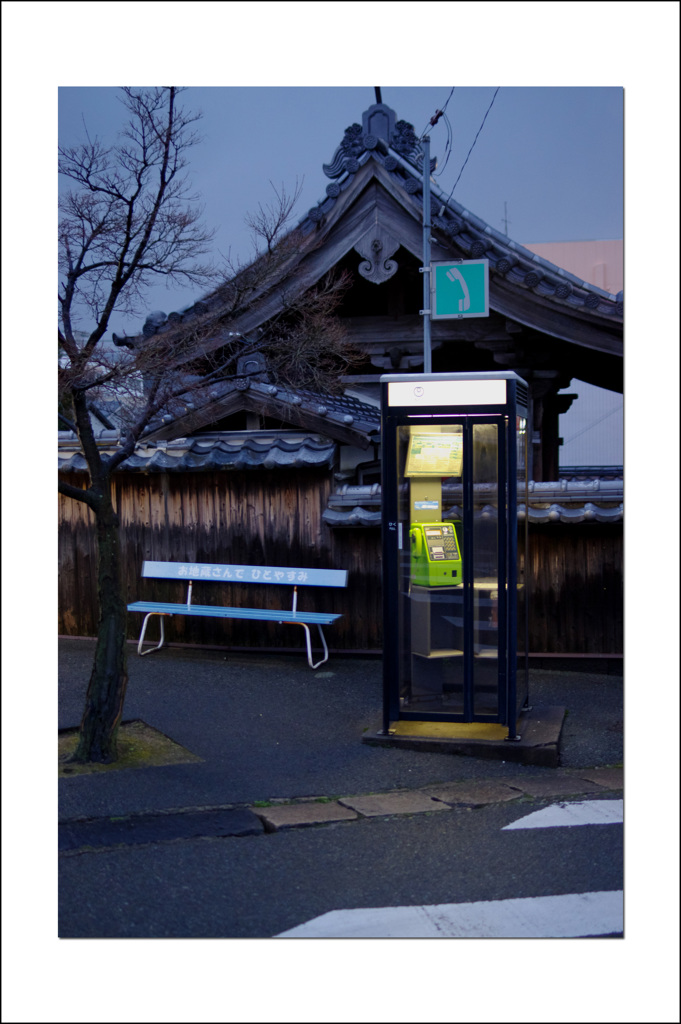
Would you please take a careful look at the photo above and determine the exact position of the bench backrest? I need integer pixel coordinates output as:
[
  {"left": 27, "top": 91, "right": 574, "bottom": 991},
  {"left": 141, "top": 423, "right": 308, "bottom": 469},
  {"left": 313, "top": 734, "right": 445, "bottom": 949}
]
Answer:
[{"left": 141, "top": 560, "right": 348, "bottom": 588}]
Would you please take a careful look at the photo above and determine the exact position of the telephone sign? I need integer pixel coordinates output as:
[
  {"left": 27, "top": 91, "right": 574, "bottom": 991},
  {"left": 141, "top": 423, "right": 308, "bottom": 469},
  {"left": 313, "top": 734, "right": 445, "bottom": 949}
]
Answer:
[{"left": 431, "top": 259, "right": 489, "bottom": 319}]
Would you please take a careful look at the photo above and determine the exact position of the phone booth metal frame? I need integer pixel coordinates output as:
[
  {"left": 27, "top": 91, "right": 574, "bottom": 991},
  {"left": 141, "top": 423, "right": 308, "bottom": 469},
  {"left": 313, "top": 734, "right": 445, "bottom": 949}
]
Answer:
[{"left": 380, "top": 372, "right": 529, "bottom": 739}]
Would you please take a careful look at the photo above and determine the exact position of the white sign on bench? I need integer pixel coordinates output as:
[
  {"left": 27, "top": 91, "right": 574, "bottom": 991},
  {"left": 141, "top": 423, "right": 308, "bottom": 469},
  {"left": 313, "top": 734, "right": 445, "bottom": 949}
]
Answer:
[{"left": 127, "top": 561, "right": 348, "bottom": 669}]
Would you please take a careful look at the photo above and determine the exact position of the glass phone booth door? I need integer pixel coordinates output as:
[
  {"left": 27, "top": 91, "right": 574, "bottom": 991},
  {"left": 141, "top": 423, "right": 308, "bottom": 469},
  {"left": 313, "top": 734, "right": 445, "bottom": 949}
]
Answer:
[{"left": 381, "top": 374, "right": 528, "bottom": 736}]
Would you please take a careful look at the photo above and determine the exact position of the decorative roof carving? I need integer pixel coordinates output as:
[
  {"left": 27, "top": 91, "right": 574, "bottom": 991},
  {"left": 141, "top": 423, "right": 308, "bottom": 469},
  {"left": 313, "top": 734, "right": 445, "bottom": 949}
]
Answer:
[
  {"left": 354, "top": 226, "right": 400, "bottom": 284},
  {"left": 323, "top": 107, "right": 425, "bottom": 179},
  {"left": 390, "top": 119, "right": 421, "bottom": 161},
  {"left": 362, "top": 102, "right": 396, "bottom": 145},
  {"left": 323, "top": 123, "right": 367, "bottom": 179},
  {"left": 237, "top": 351, "right": 268, "bottom": 383}
]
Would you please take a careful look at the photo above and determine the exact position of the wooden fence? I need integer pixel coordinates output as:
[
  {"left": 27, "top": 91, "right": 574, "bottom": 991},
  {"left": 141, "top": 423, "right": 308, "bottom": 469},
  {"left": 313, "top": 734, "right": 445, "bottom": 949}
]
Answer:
[
  {"left": 524, "top": 523, "right": 623, "bottom": 654},
  {"left": 58, "top": 470, "right": 623, "bottom": 655}
]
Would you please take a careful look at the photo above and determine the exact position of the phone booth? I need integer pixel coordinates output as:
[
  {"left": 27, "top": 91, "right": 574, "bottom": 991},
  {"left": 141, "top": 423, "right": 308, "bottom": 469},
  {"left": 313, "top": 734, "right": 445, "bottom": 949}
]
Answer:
[{"left": 381, "top": 372, "right": 529, "bottom": 739}]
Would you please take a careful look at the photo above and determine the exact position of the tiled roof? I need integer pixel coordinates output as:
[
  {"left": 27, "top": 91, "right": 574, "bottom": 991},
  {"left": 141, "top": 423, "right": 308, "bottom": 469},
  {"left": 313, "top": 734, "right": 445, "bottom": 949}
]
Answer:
[
  {"left": 133, "top": 103, "right": 622, "bottom": 347},
  {"left": 58, "top": 432, "right": 337, "bottom": 473},
  {"left": 297, "top": 105, "right": 622, "bottom": 320},
  {"left": 58, "top": 426, "right": 622, "bottom": 524},
  {"left": 292, "top": 386, "right": 380, "bottom": 427},
  {"left": 140, "top": 376, "right": 381, "bottom": 448},
  {"left": 520, "top": 502, "right": 623, "bottom": 524},
  {"left": 323, "top": 477, "right": 623, "bottom": 528},
  {"left": 321, "top": 503, "right": 623, "bottom": 528},
  {"left": 554, "top": 466, "right": 623, "bottom": 481}
]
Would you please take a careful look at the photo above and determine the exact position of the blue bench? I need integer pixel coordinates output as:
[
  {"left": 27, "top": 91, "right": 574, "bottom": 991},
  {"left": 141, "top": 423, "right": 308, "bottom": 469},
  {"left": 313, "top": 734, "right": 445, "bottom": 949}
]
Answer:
[{"left": 127, "top": 560, "right": 348, "bottom": 669}]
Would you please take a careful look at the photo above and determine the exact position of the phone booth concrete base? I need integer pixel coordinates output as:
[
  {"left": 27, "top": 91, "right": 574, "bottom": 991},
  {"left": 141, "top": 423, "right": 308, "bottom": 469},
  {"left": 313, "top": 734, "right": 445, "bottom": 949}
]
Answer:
[
  {"left": 361, "top": 704, "right": 566, "bottom": 767},
  {"left": 379, "top": 372, "right": 532, "bottom": 744}
]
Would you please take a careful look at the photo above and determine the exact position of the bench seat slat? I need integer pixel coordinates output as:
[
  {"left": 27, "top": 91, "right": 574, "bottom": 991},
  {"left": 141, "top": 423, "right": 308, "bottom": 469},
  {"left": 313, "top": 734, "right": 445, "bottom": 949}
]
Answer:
[
  {"left": 127, "top": 601, "right": 341, "bottom": 625},
  {"left": 141, "top": 561, "right": 347, "bottom": 588}
]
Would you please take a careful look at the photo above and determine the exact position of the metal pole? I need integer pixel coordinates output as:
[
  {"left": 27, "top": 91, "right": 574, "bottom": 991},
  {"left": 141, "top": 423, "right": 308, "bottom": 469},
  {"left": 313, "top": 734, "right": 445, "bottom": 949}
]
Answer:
[{"left": 421, "top": 135, "right": 432, "bottom": 373}]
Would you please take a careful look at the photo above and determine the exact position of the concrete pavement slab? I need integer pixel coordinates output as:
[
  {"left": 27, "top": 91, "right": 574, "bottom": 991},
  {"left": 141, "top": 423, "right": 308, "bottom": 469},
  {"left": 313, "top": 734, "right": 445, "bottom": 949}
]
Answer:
[
  {"left": 252, "top": 801, "right": 358, "bottom": 832},
  {"left": 419, "top": 781, "right": 524, "bottom": 807},
  {"left": 499, "top": 775, "right": 604, "bottom": 799},
  {"left": 571, "top": 767, "right": 624, "bottom": 790},
  {"left": 339, "top": 790, "right": 450, "bottom": 817}
]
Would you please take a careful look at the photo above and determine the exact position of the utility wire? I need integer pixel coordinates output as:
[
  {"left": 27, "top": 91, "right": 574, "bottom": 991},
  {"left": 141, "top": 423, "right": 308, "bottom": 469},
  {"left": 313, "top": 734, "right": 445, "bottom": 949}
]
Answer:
[
  {"left": 443, "top": 87, "right": 500, "bottom": 204},
  {"left": 428, "top": 109, "right": 454, "bottom": 178},
  {"left": 434, "top": 110, "right": 454, "bottom": 177},
  {"left": 419, "top": 87, "right": 455, "bottom": 140},
  {"left": 562, "top": 403, "right": 623, "bottom": 447},
  {"left": 418, "top": 88, "right": 456, "bottom": 179}
]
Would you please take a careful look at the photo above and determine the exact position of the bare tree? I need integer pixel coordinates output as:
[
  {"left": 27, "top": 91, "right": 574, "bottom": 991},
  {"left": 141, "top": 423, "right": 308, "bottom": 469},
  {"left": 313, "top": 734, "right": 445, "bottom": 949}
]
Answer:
[{"left": 59, "top": 87, "right": 355, "bottom": 763}]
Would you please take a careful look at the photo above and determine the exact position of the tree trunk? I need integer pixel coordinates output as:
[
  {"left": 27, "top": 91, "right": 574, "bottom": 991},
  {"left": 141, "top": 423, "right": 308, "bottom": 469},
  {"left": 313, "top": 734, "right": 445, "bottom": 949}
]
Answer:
[{"left": 71, "top": 490, "right": 129, "bottom": 763}]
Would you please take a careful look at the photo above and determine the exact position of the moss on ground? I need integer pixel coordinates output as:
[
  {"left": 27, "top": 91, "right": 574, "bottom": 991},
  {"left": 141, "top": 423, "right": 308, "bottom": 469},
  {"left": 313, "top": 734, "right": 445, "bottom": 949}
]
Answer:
[{"left": 58, "top": 720, "right": 203, "bottom": 776}]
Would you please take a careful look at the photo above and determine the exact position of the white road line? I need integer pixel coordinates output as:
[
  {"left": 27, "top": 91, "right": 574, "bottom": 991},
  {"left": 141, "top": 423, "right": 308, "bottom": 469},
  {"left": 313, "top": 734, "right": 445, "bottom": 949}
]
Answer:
[
  {"left": 502, "top": 799, "right": 623, "bottom": 830},
  {"left": 276, "top": 890, "right": 623, "bottom": 938}
]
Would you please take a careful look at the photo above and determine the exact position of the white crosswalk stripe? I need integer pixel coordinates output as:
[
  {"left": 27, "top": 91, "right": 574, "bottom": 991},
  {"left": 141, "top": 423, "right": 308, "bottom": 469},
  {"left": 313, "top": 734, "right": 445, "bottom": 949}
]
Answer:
[
  {"left": 502, "top": 799, "right": 623, "bottom": 830},
  {"left": 278, "top": 799, "right": 624, "bottom": 938},
  {"left": 276, "top": 890, "right": 623, "bottom": 938}
]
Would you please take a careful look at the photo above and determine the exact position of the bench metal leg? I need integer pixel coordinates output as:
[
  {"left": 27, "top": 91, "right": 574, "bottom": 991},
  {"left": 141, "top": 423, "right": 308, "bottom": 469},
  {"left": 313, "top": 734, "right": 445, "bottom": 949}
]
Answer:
[
  {"left": 137, "top": 612, "right": 169, "bottom": 656},
  {"left": 283, "top": 622, "right": 330, "bottom": 669}
]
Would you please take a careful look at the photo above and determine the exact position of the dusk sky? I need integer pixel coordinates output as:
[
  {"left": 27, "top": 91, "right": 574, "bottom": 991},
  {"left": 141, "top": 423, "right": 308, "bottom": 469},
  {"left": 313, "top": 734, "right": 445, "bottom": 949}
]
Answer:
[{"left": 58, "top": 84, "right": 624, "bottom": 340}]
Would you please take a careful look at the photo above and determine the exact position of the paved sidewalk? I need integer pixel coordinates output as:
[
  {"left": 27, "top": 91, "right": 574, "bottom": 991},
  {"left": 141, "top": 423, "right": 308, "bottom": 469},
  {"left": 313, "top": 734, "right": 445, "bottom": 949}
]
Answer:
[
  {"left": 59, "top": 766, "right": 623, "bottom": 852},
  {"left": 59, "top": 638, "right": 623, "bottom": 829},
  {"left": 251, "top": 765, "right": 622, "bottom": 834}
]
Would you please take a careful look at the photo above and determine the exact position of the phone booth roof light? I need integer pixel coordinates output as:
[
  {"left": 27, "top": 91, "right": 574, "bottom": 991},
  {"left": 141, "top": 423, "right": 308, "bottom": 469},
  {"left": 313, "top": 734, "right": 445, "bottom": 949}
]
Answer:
[{"left": 382, "top": 372, "right": 526, "bottom": 409}]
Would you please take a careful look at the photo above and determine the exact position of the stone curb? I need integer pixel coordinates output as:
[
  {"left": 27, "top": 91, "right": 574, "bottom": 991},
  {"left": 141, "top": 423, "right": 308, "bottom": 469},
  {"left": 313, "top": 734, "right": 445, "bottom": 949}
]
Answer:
[
  {"left": 339, "top": 791, "right": 450, "bottom": 817},
  {"left": 421, "top": 781, "right": 525, "bottom": 807},
  {"left": 248, "top": 767, "right": 623, "bottom": 831},
  {"left": 58, "top": 769, "right": 624, "bottom": 842},
  {"left": 252, "top": 801, "right": 358, "bottom": 832},
  {"left": 59, "top": 806, "right": 263, "bottom": 852}
]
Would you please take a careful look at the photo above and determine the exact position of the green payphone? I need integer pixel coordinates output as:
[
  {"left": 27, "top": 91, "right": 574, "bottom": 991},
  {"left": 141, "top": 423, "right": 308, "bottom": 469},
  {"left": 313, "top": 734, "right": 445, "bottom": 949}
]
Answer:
[{"left": 409, "top": 522, "right": 462, "bottom": 586}]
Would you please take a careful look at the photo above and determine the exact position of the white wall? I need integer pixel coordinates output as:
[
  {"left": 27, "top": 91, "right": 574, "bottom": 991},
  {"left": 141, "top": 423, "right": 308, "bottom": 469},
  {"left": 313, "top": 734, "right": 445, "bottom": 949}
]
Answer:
[{"left": 558, "top": 380, "right": 623, "bottom": 466}]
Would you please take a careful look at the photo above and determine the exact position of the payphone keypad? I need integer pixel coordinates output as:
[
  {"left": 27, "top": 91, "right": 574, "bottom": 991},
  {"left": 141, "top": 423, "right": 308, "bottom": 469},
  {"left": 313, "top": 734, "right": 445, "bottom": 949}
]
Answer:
[{"left": 425, "top": 524, "right": 459, "bottom": 560}]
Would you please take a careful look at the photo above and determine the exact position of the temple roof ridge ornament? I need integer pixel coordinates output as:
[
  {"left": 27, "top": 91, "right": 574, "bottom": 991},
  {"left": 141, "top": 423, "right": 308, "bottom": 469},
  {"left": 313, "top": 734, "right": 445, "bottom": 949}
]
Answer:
[
  {"left": 323, "top": 102, "right": 426, "bottom": 179},
  {"left": 390, "top": 118, "right": 421, "bottom": 163}
]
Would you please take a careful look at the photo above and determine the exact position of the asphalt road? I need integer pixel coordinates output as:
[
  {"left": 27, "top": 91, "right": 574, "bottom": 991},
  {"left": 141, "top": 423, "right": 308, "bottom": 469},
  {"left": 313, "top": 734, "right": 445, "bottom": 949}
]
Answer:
[{"left": 59, "top": 795, "right": 623, "bottom": 939}]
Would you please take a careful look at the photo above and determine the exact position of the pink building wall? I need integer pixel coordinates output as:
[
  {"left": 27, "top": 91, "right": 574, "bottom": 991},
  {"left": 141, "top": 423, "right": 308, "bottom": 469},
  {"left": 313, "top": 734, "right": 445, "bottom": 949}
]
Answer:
[
  {"left": 523, "top": 239, "right": 623, "bottom": 468},
  {"left": 523, "top": 239, "right": 623, "bottom": 294}
]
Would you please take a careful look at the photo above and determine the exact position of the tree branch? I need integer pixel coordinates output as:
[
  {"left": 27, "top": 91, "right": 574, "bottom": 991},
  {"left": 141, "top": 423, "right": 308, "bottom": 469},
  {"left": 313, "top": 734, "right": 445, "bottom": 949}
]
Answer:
[{"left": 58, "top": 475, "right": 98, "bottom": 509}]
